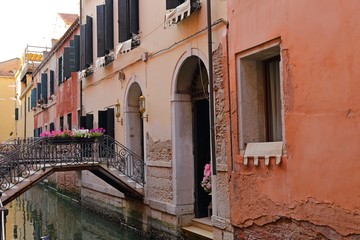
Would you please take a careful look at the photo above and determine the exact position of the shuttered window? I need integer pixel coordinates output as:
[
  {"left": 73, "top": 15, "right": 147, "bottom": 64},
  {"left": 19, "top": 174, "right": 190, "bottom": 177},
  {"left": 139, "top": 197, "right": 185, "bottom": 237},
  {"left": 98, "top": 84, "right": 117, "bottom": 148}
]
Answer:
[
  {"left": 41, "top": 73, "right": 48, "bottom": 103},
  {"left": 37, "top": 83, "right": 41, "bottom": 101},
  {"left": 97, "top": 4, "right": 106, "bottom": 57},
  {"left": 58, "top": 56, "right": 63, "bottom": 85},
  {"left": 118, "top": 0, "right": 139, "bottom": 43},
  {"left": 63, "top": 47, "right": 71, "bottom": 79},
  {"left": 73, "top": 35, "right": 80, "bottom": 71},
  {"left": 105, "top": 0, "right": 114, "bottom": 53},
  {"left": 80, "top": 16, "right": 94, "bottom": 71},
  {"left": 49, "top": 122, "right": 55, "bottom": 132},
  {"left": 15, "top": 108, "right": 19, "bottom": 120},
  {"left": 50, "top": 70, "right": 54, "bottom": 95},
  {"left": 31, "top": 88, "right": 36, "bottom": 108}
]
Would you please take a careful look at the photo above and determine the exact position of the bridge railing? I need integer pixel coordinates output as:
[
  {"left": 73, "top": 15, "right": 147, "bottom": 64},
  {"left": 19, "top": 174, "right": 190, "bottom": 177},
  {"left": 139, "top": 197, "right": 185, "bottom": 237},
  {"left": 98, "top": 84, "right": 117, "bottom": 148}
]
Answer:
[{"left": 0, "top": 135, "right": 144, "bottom": 191}]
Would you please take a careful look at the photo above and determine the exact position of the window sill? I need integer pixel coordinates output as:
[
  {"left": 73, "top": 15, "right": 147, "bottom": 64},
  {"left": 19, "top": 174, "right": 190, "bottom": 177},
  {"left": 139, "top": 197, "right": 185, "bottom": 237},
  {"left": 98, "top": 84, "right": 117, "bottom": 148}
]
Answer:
[{"left": 243, "top": 141, "right": 283, "bottom": 166}]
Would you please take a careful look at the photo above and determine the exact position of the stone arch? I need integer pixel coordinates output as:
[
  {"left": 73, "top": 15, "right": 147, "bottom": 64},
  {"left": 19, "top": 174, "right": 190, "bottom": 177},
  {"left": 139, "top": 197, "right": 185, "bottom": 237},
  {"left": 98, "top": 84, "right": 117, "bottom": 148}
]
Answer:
[{"left": 171, "top": 48, "right": 211, "bottom": 218}]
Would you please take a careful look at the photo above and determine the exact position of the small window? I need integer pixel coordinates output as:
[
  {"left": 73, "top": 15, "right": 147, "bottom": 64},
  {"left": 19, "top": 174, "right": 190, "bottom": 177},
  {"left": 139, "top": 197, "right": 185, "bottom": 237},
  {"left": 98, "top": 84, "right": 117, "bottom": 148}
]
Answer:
[
  {"left": 238, "top": 45, "right": 283, "bottom": 149},
  {"left": 67, "top": 113, "right": 72, "bottom": 131},
  {"left": 60, "top": 116, "right": 64, "bottom": 131}
]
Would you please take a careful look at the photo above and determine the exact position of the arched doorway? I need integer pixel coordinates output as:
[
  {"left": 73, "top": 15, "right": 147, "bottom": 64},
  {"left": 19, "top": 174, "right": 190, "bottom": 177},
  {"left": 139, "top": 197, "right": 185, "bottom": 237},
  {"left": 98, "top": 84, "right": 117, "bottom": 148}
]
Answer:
[
  {"left": 172, "top": 54, "right": 211, "bottom": 218},
  {"left": 125, "top": 82, "right": 144, "bottom": 158}
]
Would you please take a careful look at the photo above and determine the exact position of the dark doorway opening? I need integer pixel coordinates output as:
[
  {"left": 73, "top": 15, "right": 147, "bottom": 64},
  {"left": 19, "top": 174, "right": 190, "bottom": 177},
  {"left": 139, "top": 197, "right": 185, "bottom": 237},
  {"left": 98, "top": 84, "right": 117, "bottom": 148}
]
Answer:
[{"left": 193, "top": 98, "right": 211, "bottom": 218}]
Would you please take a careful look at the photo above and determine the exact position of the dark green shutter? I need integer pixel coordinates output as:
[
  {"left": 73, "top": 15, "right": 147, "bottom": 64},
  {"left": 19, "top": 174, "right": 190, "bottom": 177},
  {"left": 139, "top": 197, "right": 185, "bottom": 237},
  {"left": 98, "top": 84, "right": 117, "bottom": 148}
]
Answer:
[
  {"left": 97, "top": 5, "right": 106, "bottom": 57},
  {"left": 31, "top": 88, "right": 36, "bottom": 108},
  {"left": 129, "top": 0, "right": 139, "bottom": 36},
  {"left": 69, "top": 40, "right": 76, "bottom": 73},
  {"left": 58, "top": 56, "right": 63, "bottom": 85},
  {"left": 85, "top": 16, "right": 93, "bottom": 67},
  {"left": 74, "top": 35, "right": 80, "bottom": 71},
  {"left": 50, "top": 70, "right": 54, "bottom": 95},
  {"left": 63, "top": 47, "right": 71, "bottom": 79},
  {"left": 80, "top": 25, "right": 86, "bottom": 70},
  {"left": 105, "top": 0, "right": 114, "bottom": 53},
  {"left": 37, "top": 83, "right": 41, "bottom": 101},
  {"left": 41, "top": 73, "right": 48, "bottom": 103},
  {"left": 118, "top": 0, "right": 129, "bottom": 42}
]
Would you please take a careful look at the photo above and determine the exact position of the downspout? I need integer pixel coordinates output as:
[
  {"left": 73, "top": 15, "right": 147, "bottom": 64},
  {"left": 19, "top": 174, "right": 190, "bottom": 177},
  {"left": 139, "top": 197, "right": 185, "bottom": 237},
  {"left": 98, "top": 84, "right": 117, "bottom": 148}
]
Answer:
[
  {"left": 207, "top": 0, "right": 217, "bottom": 175},
  {"left": 79, "top": 0, "right": 83, "bottom": 118}
]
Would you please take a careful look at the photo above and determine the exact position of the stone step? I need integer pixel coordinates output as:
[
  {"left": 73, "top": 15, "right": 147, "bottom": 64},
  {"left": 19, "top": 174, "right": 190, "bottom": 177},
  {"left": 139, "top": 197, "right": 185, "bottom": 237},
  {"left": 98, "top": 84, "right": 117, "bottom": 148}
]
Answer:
[
  {"left": 182, "top": 225, "right": 213, "bottom": 240},
  {"left": 182, "top": 217, "right": 213, "bottom": 240}
]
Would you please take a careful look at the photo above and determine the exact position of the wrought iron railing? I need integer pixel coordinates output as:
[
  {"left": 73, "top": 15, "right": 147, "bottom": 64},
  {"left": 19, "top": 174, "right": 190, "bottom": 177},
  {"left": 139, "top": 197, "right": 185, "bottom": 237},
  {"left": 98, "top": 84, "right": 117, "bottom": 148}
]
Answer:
[{"left": 0, "top": 135, "right": 144, "bottom": 192}]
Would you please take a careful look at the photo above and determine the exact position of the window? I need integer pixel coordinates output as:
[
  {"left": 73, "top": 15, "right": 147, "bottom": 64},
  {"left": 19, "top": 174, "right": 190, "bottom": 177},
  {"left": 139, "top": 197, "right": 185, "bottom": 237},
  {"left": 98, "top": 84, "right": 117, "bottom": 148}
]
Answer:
[
  {"left": 58, "top": 56, "right": 63, "bottom": 85},
  {"left": 41, "top": 73, "right": 48, "bottom": 104},
  {"left": 118, "top": 0, "right": 139, "bottom": 43},
  {"left": 80, "top": 16, "right": 93, "bottom": 71},
  {"left": 60, "top": 116, "right": 64, "bottom": 131},
  {"left": 238, "top": 45, "right": 282, "bottom": 149},
  {"left": 50, "top": 70, "right": 55, "bottom": 95},
  {"left": 166, "top": 0, "right": 186, "bottom": 10},
  {"left": 97, "top": 0, "right": 114, "bottom": 57},
  {"left": 67, "top": 113, "right": 72, "bottom": 131}
]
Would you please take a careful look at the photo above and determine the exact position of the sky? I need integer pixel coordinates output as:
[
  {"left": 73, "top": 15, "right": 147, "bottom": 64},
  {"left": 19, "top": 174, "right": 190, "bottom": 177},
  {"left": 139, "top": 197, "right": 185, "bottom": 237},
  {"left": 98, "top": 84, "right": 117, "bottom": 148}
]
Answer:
[{"left": 0, "top": 0, "right": 79, "bottom": 62}]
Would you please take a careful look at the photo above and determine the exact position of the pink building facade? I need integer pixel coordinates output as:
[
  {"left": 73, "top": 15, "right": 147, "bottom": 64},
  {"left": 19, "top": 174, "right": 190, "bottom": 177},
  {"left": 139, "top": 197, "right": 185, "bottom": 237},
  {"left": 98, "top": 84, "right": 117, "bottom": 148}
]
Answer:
[{"left": 226, "top": 0, "right": 360, "bottom": 238}]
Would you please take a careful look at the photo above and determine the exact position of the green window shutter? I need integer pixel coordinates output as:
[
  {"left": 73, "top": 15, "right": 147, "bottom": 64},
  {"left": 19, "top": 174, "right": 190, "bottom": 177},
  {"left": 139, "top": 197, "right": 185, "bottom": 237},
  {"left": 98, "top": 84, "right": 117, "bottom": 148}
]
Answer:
[
  {"left": 118, "top": 0, "right": 129, "bottom": 43},
  {"left": 105, "top": 0, "right": 114, "bottom": 53},
  {"left": 74, "top": 35, "right": 80, "bottom": 71},
  {"left": 50, "top": 70, "right": 54, "bottom": 95},
  {"left": 31, "top": 88, "right": 36, "bottom": 108},
  {"left": 41, "top": 73, "right": 48, "bottom": 103},
  {"left": 85, "top": 16, "right": 93, "bottom": 67},
  {"left": 63, "top": 47, "right": 71, "bottom": 79},
  {"left": 97, "top": 4, "right": 106, "bottom": 57},
  {"left": 58, "top": 56, "right": 63, "bottom": 85}
]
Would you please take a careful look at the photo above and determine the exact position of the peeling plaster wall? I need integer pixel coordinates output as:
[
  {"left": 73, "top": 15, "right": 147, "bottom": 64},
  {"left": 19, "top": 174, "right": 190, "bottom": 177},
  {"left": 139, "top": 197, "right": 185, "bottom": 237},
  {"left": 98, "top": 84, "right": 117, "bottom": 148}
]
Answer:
[{"left": 227, "top": 0, "right": 360, "bottom": 237}]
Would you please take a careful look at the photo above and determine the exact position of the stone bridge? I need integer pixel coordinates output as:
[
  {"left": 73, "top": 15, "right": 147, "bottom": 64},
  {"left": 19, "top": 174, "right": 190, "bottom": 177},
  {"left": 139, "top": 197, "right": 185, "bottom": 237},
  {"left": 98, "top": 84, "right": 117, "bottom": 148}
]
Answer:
[{"left": 0, "top": 136, "right": 144, "bottom": 205}]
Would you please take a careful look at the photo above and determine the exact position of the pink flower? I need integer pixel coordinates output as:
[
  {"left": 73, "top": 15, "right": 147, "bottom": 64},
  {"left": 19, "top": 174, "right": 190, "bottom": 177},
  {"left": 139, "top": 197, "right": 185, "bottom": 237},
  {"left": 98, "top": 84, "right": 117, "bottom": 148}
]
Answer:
[{"left": 204, "top": 163, "right": 211, "bottom": 177}]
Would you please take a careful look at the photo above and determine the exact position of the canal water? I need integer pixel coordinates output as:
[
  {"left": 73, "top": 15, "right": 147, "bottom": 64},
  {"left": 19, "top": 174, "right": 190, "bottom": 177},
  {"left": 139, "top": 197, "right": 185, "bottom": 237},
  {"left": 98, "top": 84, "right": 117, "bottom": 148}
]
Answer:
[{"left": 5, "top": 184, "right": 146, "bottom": 240}]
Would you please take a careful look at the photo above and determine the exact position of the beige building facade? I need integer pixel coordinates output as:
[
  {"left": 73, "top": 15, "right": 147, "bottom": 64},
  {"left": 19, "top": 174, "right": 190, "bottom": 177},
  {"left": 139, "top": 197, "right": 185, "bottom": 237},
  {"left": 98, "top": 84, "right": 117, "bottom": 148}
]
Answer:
[
  {"left": 0, "top": 58, "right": 20, "bottom": 143},
  {"left": 79, "top": 0, "right": 231, "bottom": 238}
]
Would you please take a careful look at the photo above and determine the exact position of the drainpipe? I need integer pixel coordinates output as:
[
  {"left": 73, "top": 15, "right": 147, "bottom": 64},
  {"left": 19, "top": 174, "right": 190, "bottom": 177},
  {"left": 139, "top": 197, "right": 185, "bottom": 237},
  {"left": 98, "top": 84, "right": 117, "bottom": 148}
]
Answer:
[
  {"left": 79, "top": 0, "right": 83, "bottom": 118},
  {"left": 207, "top": 0, "right": 217, "bottom": 175}
]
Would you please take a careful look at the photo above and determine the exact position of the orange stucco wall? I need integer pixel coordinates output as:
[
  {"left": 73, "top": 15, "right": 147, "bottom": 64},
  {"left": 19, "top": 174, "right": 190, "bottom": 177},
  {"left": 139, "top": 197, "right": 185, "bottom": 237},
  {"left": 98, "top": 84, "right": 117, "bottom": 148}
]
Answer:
[{"left": 227, "top": 0, "right": 360, "bottom": 236}]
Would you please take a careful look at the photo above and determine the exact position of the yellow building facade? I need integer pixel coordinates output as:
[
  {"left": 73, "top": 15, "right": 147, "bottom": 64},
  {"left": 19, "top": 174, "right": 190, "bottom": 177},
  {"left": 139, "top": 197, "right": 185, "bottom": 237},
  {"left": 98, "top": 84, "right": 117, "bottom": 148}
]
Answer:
[{"left": 0, "top": 58, "right": 20, "bottom": 143}]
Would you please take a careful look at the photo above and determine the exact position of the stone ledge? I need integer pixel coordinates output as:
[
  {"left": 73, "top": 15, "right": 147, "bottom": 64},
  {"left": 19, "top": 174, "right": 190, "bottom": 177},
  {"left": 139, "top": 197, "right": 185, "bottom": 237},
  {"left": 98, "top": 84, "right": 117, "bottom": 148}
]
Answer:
[{"left": 146, "top": 160, "right": 172, "bottom": 168}]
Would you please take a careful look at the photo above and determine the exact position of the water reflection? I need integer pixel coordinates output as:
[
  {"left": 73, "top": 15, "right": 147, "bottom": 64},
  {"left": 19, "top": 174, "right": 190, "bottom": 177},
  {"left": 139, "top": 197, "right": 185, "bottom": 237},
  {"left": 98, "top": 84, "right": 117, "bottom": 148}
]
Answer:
[{"left": 5, "top": 184, "right": 145, "bottom": 240}]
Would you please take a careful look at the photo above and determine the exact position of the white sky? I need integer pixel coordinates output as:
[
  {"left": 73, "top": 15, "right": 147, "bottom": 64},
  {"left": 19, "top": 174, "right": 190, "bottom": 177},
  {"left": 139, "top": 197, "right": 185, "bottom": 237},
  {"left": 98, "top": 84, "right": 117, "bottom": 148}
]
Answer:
[{"left": 0, "top": 0, "right": 79, "bottom": 62}]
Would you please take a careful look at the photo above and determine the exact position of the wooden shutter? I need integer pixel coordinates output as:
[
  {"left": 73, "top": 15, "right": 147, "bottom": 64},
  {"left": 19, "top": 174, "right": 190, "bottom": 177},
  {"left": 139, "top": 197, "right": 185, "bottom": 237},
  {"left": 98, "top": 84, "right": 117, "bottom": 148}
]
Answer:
[
  {"left": 129, "top": 0, "right": 139, "bottom": 35},
  {"left": 74, "top": 35, "right": 80, "bottom": 71},
  {"left": 50, "top": 70, "right": 54, "bottom": 95},
  {"left": 106, "top": 108, "right": 115, "bottom": 138},
  {"left": 37, "top": 83, "right": 41, "bottom": 100},
  {"left": 41, "top": 73, "right": 48, "bottom": 103},
  {"left": 97, "top": 5, "right": 106, "bottom": 57},
  {"left": 118, "top": 0, "right": 129, "bottom": 42},
  {"left": 58, "top": 56, "right": 63, "bottom": 85},
  {"left": 69, "top": 40, "right": 76, "bottom": 73},
  {"left": 85, "top": 16, "right": 93, "bottom": 67},
  {"left": 63, "top": 47, "right": 71, "bottom": 79},
  {"left": 86, "top": 114, "right": 94, "bottom": 129},
  {"left": 105, "top": 0, "right": 114, "bottom": 53},
  {"left": 31, "top": 88, "right": 36, "bottom": 108},
  {"left": 80, "top": 24, "right": 86, "bottom": 70}
]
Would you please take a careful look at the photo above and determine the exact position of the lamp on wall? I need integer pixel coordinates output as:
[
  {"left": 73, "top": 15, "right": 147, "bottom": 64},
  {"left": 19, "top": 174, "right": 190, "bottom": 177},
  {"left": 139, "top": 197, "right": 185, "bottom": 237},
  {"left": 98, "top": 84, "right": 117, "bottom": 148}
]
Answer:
[
  {"left": 115, "top": 99, "right": 123, "bottom": 124},
  {"left": 139, "top": 95, "right": 148, "bottom": 122}
]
